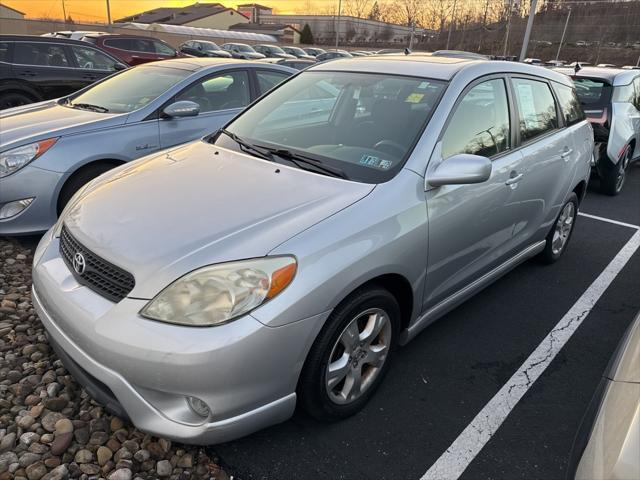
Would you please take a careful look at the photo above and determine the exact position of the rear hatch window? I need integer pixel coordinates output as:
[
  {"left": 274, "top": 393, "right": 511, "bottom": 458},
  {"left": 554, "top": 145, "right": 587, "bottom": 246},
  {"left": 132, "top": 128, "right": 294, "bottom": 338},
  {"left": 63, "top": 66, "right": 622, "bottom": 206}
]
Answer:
[{"left": 573, "top": 77, "right": 612, "bottom": 120}]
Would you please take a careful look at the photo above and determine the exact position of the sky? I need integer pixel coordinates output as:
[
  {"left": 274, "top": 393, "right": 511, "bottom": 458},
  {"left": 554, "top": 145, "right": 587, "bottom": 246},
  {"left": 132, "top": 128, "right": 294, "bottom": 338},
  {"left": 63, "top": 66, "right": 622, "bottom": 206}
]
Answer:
[{"left": 1, "top": 0, "right": 317, "bottom": 22}]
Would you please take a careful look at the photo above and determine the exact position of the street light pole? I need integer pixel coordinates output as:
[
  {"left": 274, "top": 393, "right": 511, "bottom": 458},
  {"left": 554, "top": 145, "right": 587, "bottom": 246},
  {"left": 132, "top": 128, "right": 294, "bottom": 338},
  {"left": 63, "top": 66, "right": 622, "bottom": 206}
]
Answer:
[
  {"left": 555, "top": 7, "right": 571, "bottom": 61},
  {"left": 446, "top": 0, "right": 457, "bottom": 50},
  {"left": 503, "top": 0, "right": 512, "bottom": 57},
  {"left": 106, "top": 0, "right": 113, "bottom": 32},
  {"left": 61, "top": 0, "right": 67, "bottom": 23},
  {"left": 335, "top": 0, "right": 341, "bottom": 50},
  {"left": 519, "top": 0, "right": 539, "bottom": 62}
]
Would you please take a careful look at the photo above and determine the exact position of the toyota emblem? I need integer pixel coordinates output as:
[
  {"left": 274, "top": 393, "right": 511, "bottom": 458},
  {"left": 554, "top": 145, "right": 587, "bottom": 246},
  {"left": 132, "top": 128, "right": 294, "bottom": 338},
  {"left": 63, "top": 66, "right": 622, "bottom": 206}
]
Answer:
[{"left": 72, "top": 252, "right": 86, "bottom": 275}]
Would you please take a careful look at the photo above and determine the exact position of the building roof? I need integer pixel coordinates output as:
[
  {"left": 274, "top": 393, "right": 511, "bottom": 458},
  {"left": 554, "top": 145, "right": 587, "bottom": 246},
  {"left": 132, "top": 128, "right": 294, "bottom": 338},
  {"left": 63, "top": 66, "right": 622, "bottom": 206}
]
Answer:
[
  {"left": 120, "top": 22, "right": 277, "bottom": 42},
  {"left": 0, "top": 3, "right": 25, "bottom": 16},
  {"left": 115, "top": 2, "right": 248, "bottom": 25},
  {"left": 229, "top": 22, "right": 299, "bottom": 33},
  {"left": 237, "top": 3, "right": 273, "bottom": 9}
]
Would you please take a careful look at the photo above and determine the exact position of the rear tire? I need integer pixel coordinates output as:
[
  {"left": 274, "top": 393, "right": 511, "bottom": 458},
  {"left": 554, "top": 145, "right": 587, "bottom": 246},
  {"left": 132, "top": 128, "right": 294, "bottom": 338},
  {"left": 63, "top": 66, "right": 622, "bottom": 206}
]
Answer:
[
  {"left": 298, "top": 286, "right": 400, "bottom": 422},
  {"left": 539, "top": 193, "right": 578, "bottom": 264},
  {"left": 600, "top": 146, "right": 631, "bottom": 196},
  {"left": 57, "top": 163, "right": 116, "bottom": 215}
]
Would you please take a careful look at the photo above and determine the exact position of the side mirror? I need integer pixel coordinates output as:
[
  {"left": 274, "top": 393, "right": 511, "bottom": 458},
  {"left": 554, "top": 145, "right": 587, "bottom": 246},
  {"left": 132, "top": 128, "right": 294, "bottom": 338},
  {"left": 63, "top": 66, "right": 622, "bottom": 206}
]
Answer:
[
  {"left": 162, "top": 100, "right": 200, "bottom": 118},
  {"left": 427, "top": 153, "right": 492, "bottom": 187},
  {"left": 113, "top": 62, "right": 127, "bottom": 71}
]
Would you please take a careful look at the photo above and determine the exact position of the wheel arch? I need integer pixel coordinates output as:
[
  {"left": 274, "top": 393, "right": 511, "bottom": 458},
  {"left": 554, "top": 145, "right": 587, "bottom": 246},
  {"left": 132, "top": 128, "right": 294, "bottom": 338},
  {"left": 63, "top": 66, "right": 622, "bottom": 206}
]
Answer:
[
  {"left": 56, "top": 158, "right": 126, "bottom": 213},
  {"left": 332, "top": 273, "right": 415, "bottom": 334},
  {"left": 573, "top": 179, "right": 587, "bottom": 204}
]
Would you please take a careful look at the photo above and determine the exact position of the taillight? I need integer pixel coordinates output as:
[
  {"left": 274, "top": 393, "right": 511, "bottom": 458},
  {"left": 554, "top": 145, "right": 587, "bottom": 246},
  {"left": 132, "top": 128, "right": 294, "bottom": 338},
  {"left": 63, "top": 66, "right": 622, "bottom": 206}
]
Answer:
[{"left": 584, "top": 107, "right": 607, "bottom": 125}]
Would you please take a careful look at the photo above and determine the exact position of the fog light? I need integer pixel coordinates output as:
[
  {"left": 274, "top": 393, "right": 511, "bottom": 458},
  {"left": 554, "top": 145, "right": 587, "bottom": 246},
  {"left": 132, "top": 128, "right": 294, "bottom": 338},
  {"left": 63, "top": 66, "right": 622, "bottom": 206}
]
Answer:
[
  {"left": 186, "top": 396, "right": 210, "bottom": 418},
  {"left": 0, "top": 198, "right": 34, "bottom": 219}
]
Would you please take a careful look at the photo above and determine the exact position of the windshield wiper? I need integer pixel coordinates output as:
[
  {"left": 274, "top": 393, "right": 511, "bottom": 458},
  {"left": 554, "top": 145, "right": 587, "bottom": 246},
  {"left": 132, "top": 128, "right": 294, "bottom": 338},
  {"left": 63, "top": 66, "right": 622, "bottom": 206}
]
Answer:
[
  {"left": 69, "top": 102, "right": 109, "bottom": 113},
  {"left": 258, "top": 146, "right": 349, "bottom": 179},
  {"left": 219, "top": 129, "right": 274, "bottom": 162}
]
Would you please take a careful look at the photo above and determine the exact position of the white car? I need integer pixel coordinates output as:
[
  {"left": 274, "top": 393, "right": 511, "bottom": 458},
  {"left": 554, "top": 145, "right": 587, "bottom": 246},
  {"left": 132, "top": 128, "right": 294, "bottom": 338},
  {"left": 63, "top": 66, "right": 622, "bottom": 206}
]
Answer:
[{"left": 557, "top": 66, "right": 640, "bottom": 194}]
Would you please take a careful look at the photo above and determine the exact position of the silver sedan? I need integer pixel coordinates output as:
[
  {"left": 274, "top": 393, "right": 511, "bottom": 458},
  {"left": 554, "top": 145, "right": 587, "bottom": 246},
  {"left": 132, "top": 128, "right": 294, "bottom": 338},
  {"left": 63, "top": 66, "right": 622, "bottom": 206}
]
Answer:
[
  {"left": 0, "top": 58, "right": 294, "bottom": 235},
  {"left": 33, "top": 55, "right": 592, "bottom": 444}
]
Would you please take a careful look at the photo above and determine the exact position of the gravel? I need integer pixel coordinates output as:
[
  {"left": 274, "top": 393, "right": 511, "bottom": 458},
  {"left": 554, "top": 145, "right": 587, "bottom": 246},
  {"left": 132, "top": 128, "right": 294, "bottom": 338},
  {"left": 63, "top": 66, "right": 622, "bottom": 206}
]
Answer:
[{"left": 0, "top": 239, "right": 231, "bottom": 480}]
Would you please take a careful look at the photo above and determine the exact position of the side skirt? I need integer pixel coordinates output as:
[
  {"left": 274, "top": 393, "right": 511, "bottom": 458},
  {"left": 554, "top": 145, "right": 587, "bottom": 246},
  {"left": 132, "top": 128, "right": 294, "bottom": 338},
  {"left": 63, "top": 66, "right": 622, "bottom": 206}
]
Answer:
[{"left": 399, "top": 240, "right": 547, "bottom": 345}]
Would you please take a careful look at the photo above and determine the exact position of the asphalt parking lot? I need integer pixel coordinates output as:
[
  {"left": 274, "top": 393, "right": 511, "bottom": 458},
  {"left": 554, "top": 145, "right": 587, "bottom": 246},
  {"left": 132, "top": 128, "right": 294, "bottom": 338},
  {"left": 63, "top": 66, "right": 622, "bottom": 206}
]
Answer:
[
  {"left": 8, "top": 166, "right": 639, "bottom": 480},
  {"left": 211, "top": 165, "right": 640, "bottom": 480}
]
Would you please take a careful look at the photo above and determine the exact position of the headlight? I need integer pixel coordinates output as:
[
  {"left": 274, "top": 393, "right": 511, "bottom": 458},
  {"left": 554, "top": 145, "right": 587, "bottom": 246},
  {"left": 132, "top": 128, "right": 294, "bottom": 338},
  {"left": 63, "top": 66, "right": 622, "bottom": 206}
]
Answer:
[
  {"left": 0, "top": 138, "right": 58, "bottom": 178},
  {"left": 140, "top": 256, "right": 297, "bottom": 326}
]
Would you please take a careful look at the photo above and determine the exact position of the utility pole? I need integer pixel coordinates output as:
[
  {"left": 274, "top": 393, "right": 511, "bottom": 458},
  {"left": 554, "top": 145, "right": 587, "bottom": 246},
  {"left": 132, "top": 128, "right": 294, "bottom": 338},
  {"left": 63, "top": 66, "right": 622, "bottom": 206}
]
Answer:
[
  {"left": 409, "top": 21, "right": 415, "bottom": 50},
  {"left": 335, "top": 0, "right": 341, "bottom": 50},
  {"left": 555, "top": 7, "right": 571, "bottom": 61},
  {"left": 519, "top": 0, "right": 539, "bottom": 62},
  {"left": 61, "top": 0, "right": 67, "bottom": 23},
  {"left": 106, "top": 0, "right": 113, "bottom": 32},
  {"left": 503, "top": 0, "right": 512, "bottom": 57},
  {"left": 446, "top": 0, "right": 457, "bottom": 50}
]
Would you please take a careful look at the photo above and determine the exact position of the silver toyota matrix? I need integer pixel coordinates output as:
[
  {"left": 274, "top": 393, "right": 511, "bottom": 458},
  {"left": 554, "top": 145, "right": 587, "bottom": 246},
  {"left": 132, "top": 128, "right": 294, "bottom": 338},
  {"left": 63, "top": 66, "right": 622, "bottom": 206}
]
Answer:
[{"left": 32, "top": 55, "right": 593, "bottom": 444}]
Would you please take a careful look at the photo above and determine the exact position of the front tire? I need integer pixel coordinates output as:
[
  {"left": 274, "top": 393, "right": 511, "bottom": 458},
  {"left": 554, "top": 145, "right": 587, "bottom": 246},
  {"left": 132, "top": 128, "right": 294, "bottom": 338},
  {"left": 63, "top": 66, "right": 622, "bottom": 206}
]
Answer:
[
  {"left": 539, "top": 193, "right": 578, "bottom": 264},
  {"left": 298, "top": 286, "right": 400, "bottom": 421}
]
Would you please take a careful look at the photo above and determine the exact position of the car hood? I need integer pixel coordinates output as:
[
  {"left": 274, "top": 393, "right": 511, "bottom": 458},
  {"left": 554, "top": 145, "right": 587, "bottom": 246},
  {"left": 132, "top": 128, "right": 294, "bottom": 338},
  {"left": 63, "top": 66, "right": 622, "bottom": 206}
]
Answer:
[
  {"left": 63, "top": 140, "right": 374, "bottom": 299},
  {"left": 244, "top": 52, "right": 266, "bottom": 59},
  {"left": 0, "top": 101, "right": 124, "bottom": 150}
]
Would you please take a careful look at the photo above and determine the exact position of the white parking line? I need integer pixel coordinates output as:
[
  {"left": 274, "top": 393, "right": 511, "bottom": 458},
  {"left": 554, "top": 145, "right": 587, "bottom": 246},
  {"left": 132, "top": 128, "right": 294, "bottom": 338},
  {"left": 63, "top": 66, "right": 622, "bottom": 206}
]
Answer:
[
  {"left": 422, "top": 227, "right": 640, "bottom": 480},
  {"left": 578, "top": 212, "right": 640, "bottom": 230}
]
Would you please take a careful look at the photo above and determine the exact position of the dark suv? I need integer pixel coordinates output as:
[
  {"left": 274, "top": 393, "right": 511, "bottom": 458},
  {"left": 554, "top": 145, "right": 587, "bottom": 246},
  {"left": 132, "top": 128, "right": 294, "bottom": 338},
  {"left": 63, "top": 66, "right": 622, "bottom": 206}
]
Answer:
[
  {"left": 82, "top": 34, "right": 184, "bottom": 66},
  {"left": 178, "top": 40, "right": 232, "bottom": 58},
  {"left": 0, "top": 35, "right": 126, "bottom": 110}
]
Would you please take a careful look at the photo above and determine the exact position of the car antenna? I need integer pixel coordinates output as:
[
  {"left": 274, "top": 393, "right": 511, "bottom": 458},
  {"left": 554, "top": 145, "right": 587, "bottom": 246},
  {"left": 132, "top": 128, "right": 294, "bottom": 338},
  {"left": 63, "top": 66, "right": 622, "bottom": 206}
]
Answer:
[{"left": 404, "top": 48, "right": 412, "bottom": 55}]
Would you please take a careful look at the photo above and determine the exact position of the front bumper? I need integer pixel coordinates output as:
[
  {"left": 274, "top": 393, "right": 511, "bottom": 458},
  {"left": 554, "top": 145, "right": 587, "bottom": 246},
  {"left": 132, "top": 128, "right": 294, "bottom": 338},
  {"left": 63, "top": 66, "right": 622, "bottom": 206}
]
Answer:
[
  {"left": 33, "top": 234, "right": 327, "bottom": 444},
  {"left": 0, "top": 165, "right": 64, "bottom": 235}
]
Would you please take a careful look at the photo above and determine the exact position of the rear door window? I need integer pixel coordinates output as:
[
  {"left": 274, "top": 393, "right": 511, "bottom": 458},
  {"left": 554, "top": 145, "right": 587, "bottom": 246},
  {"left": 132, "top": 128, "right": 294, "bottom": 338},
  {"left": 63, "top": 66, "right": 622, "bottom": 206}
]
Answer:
[
  {"left": 512, "top": 78, "right": 559, "bottom": 142},
  {"left": 153, "top": 41, "right": 175, "bottom": 56},
  {"left": 441, "top": 78, "right": 511, "bottom": 159},
  {"left": 70, "top": 45, "right": 118, "bottom": 71},
  {"left": 256, "top": 70, "right": 290, "bottom": 95},
  {"left": 553, "top": 82, "right": 585, "bottom": 126}
]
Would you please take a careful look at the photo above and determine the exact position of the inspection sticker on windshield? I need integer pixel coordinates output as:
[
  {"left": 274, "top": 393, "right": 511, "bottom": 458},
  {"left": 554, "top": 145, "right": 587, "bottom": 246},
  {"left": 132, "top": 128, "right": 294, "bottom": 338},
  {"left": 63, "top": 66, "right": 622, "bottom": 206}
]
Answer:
[
  {"left": 360, "top": 155, "right": 393, "bottom": 170},
  {"left": 405, "top": 93, "right": 424, "bottom": 103}
]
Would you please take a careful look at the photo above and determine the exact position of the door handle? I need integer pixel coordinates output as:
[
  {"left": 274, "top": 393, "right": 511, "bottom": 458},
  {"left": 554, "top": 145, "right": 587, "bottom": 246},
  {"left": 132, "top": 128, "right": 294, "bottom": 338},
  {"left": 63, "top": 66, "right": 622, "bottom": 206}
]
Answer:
[
  {"left": 19, "top": 71, "right": 36, "bottom": 77},
  {"left": 505, "top": 173, "right": 524, "bottom": 185},
  {"left": 560, "top": 148, "right": 573, "bottom": 160}
]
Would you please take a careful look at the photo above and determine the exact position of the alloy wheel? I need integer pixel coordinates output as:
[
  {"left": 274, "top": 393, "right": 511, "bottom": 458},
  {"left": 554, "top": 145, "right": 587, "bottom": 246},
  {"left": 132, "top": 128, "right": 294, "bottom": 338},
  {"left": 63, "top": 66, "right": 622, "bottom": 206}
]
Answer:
[
  {"left": 325, "top": 308, "right": 392, "bottom": 405},
  {"left": 551, "top": 202, "right": 575, "bottom": 255},
  {"left": 615, "top": 148, "right": 632, "bottom": 192}
]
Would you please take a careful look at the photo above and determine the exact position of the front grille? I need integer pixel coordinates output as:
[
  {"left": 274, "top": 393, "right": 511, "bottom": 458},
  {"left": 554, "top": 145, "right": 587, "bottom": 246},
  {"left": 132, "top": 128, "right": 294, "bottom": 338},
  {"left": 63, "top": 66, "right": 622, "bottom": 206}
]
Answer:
[{"left": 59, "top": 226, "right": 135, "bottom": 302}]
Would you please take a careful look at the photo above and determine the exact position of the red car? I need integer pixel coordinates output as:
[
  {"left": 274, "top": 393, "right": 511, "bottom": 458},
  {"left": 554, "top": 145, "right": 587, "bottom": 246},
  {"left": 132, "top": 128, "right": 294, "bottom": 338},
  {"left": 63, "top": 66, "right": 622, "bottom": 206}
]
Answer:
[{"left": 82, "top": 34, "right": 185, "bottom": 66}]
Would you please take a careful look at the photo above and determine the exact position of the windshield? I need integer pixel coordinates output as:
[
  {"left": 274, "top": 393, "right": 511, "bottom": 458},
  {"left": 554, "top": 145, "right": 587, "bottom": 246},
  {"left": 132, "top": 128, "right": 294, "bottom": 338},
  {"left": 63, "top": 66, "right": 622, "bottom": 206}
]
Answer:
[
  {"left": 287, "top": 47, "right": 305, "bottom": 55},
  {"left": 573, "top": 78, "right": 612, "bottom": 107},
  {"left": 65, "top": 66, "right": 190, "bottom": 114},
  {"left": 267, "top": 45, "right": 286, "bottom": 54},
  {"left": 202, "top": 42, "right": 221, "bottom": 51},
  {"left": 236, "top": 44, "right": 255, "bottom": 52},
  {"left": 214, "top": 71, "right": 446, "bottom": 183}
]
